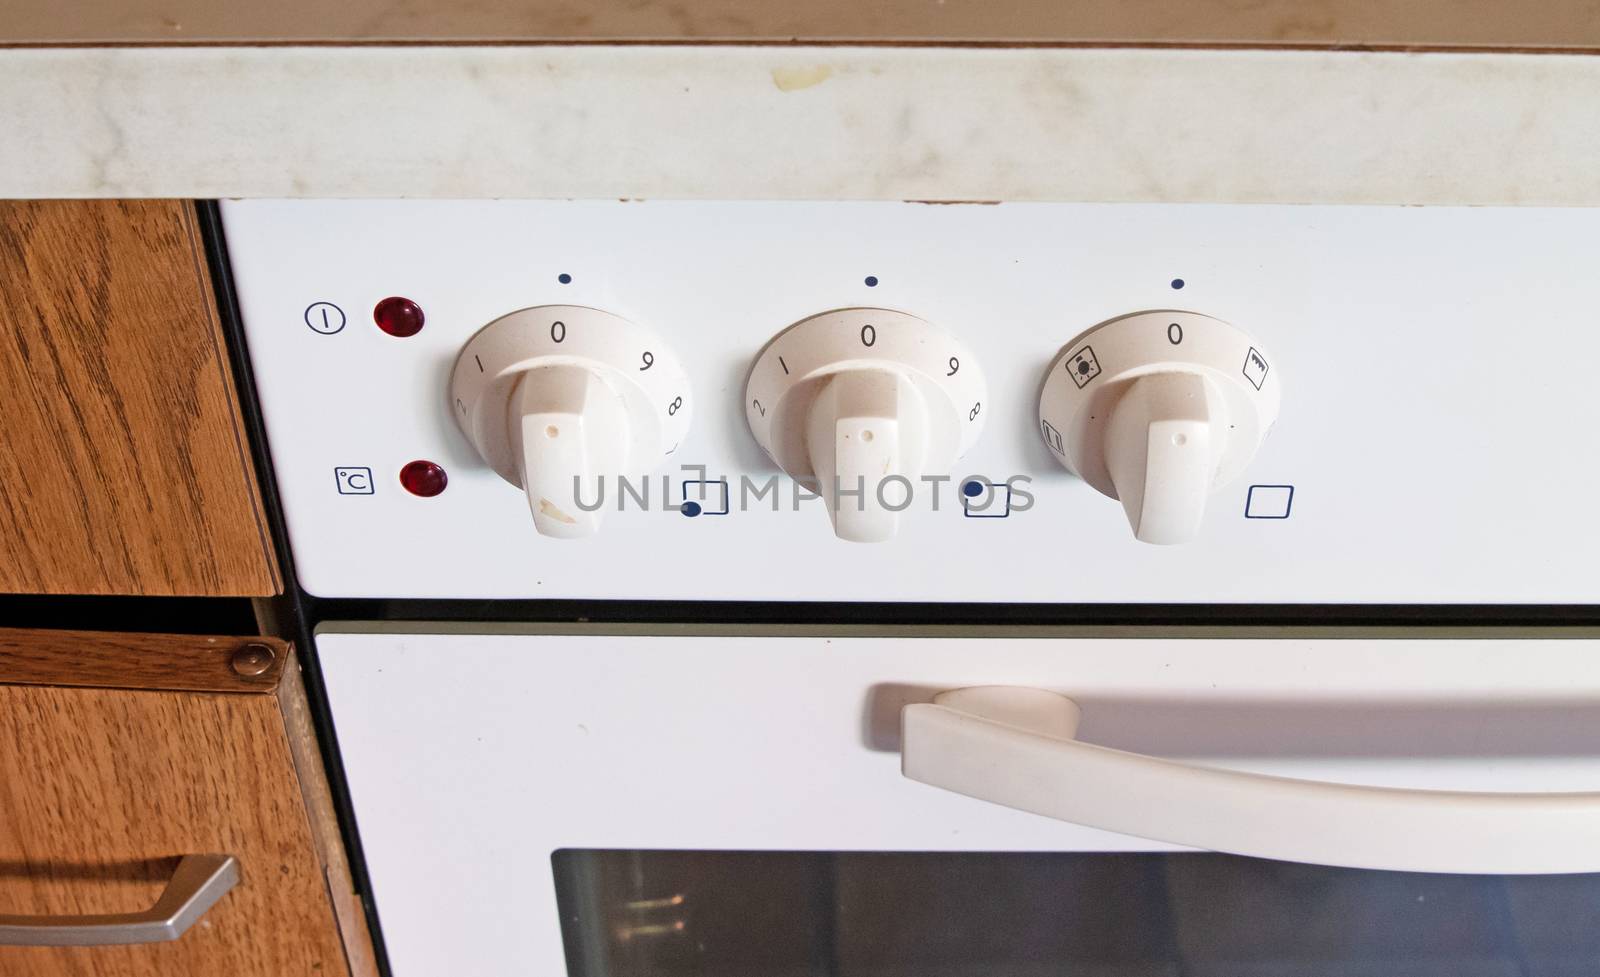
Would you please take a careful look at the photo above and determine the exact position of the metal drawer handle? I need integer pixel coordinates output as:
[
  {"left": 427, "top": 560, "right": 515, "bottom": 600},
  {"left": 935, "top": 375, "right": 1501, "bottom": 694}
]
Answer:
[
  {"left": 902, "top": 687, "right": 1600, "bottom": 875},
  {"left": 0, "top": 854, "right": 240, "bottom": 946}
]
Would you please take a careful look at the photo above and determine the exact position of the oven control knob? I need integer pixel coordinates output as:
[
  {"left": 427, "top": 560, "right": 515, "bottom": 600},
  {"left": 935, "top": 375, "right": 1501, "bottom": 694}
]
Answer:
[
  {"left": 744, "top": 308, "right": 987, "bottom": 542},
  {"left": 450, "top": 306, "right": 691, "bottom": 539},
  {"left": 1037, "top": 311, "right": 1281, "bottom": 545}
]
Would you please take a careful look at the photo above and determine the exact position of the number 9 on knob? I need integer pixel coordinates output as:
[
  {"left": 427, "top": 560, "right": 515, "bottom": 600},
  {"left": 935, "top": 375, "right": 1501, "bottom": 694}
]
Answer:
[
  {"left": 744, "top": 308, "right": 988, "bottom": 543},
  {"left": 449, "top": 305, "right": 692, "bottom": 539}
]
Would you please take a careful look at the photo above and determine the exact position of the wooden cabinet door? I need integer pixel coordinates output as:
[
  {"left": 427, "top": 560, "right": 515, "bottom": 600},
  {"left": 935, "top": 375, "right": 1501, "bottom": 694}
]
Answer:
[
  {"left": 0, "top": 629, "right": 374, "bottom": 977},
  {"left": 0, "top": 200, "right": 280, "bottom": 595}
]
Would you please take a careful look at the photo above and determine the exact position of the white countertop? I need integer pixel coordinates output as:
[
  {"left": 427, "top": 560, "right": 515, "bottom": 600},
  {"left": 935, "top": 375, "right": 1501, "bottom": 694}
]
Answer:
[{"left": 3, "top": 45, "right": 1599, "bottom": 203}]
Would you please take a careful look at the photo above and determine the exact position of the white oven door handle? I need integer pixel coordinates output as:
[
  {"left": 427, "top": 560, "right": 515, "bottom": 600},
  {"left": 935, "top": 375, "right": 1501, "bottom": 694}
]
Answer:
[{"left": 900, "top": 686, "right": 1600, "bottom": 875}]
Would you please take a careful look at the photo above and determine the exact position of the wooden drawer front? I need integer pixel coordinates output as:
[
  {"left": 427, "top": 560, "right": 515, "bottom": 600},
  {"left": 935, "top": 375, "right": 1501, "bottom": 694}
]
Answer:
[
  {"left": 0, "top": 630, "right": 370, "bottom": 977},
  {"left": 0, "top": 200, "right": 279, "bottom": 595}
]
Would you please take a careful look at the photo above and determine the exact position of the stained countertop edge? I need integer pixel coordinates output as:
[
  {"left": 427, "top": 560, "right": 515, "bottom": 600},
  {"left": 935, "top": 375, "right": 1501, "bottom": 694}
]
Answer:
[{"left": 2, "top": 44, "right": 1599, "bottom": 204}]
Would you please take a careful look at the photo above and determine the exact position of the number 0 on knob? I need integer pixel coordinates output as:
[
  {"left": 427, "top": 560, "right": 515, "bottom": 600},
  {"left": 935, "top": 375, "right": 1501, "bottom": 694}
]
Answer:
[
  {"left": 744, "top": 308, "right": 987, "bottom": 543},
  {"left": 1037, "top": 310, "right": 1281, "bottom": 545},
  {"left": 449, "top": 305, "right": 692, "bottom": 539}
]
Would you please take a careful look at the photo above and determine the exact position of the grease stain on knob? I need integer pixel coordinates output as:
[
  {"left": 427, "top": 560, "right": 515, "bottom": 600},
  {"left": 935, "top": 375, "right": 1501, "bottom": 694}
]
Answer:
[{"left": 537, "top": 498, "right": 578, "bottom": 524}]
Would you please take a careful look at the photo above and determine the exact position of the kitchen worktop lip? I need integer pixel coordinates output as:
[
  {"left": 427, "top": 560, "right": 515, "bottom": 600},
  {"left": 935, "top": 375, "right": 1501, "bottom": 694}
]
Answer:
[{"left": 4, "top": 43, "right": 1599, "bottom": 203}]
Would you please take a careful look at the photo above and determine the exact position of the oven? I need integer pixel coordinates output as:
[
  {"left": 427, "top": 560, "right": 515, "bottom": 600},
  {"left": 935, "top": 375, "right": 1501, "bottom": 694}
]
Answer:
[{"left": 221, "top": 198, "right": 1600, "bottom": 976}]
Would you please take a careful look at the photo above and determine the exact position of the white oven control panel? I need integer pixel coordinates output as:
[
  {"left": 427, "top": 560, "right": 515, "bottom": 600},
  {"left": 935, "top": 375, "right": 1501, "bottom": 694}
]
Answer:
[{"left": 224, "top": 201, "right": 1600, "bottom": 602}]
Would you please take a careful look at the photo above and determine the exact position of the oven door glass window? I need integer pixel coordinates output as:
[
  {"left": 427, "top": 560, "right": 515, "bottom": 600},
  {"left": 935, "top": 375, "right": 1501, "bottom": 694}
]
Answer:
[{"left": 553, "top": 851, "right": 1599, "bottom": 977}]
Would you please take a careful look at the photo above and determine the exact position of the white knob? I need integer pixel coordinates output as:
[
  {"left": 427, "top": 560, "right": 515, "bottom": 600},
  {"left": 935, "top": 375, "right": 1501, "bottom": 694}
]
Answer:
[
  {"left": 510, "top": 366, "right": 628, "bottom": 538},
  {"left": 1038, "top": 311, "right": 1281, "bottom": 545},
  {"left": 745, "top": 309, "right": 986, "bottom": 542},
  {"left": 450, "top": 306, "right": 691, "bottom": 539}
]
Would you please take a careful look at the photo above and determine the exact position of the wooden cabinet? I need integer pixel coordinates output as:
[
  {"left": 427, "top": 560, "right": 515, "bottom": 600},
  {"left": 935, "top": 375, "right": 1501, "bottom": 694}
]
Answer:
[
  {"left": 0, "top": 200, "right": 280, "bottom": 596},
  {"left": 0, "top": 629, "right": 374, "bottom": 977}
]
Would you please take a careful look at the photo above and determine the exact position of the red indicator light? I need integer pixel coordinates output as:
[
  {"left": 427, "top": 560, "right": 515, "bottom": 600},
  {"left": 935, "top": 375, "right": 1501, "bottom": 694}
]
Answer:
[
  {"left": 374, "top": 296, "right": 425, "bottom": 337},
  {"left": 399, "top": 460, "right": 448, "bottom": 497}
]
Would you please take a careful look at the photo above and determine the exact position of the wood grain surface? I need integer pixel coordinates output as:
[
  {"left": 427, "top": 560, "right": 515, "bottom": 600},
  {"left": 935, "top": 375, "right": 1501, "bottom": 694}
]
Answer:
[
  {"left": 0, "top": 200, "right": 280, "bottom": 596},
  {"left": 0, "top": 629, "right": 285, "bottom": 693},
  {"left": 275, "top": 649, "right": 379, "bottom": 977},
  {"left": 1, "top": 0, "right": 1599, "bottom": 49},
  {"left": 0, "top": 635, "right": 365, "bottom": 977}
]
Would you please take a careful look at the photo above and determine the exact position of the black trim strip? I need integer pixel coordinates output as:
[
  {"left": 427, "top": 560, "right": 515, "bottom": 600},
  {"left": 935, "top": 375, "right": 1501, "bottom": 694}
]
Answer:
[
  {"left": 0, "top": 593, "right": 256, "bottom": 633},
  {"left": 307, "top": 597, "right": 1600, "bottom": 629},
  {"left": 195, "top": 201, "right": 395, "bottom": 977}
]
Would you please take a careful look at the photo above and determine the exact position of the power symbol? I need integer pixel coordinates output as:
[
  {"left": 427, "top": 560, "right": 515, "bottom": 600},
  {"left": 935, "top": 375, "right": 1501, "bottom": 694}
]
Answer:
[{"left": 305, "top": 301, "right": 346, "bottom": 335}]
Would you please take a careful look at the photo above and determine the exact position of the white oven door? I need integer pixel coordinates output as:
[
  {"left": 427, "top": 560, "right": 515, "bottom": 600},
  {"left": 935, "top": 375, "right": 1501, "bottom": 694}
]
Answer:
[{"left": 318, "top": 628, "right": 1600, "bottom": 977}]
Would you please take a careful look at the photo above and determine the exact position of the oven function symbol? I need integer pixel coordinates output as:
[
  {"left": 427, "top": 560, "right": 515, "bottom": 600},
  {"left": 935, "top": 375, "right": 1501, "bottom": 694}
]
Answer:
[
  {"left": 304, "top": 301, "right": 346, "bottom": 335},
  {"left": 335, "top": 466, "right": 374, "bottom": 495},
  {"left": 1243, "top": 347, "right": 1270, "bottom": 390},
  {"left": 961, "top": 479, "right": 1012, "bottom": 519},
  {"left": 1066, "top": 345, "right": 1101, "bottom": 388},
  {"left": 678, "top": 479, "right": 729, "bottom": 518},
  {"left": 1245, "top": 484, "right": 1294, "bottom": 519},
  {"left": 1040, "top": 418, "right": 1065, "bottom": 455}
]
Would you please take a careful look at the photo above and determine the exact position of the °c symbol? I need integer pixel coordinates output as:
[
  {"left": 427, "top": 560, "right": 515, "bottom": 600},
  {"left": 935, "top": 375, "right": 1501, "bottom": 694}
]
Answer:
[{"left": 305, "top": 301, "right": 346, "bottom": 335}]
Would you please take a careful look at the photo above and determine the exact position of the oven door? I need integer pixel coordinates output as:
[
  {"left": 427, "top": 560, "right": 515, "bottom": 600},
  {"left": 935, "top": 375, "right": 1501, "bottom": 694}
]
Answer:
[{"left": 317, "top": 627, "right": 1600, "bottom": 976}]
